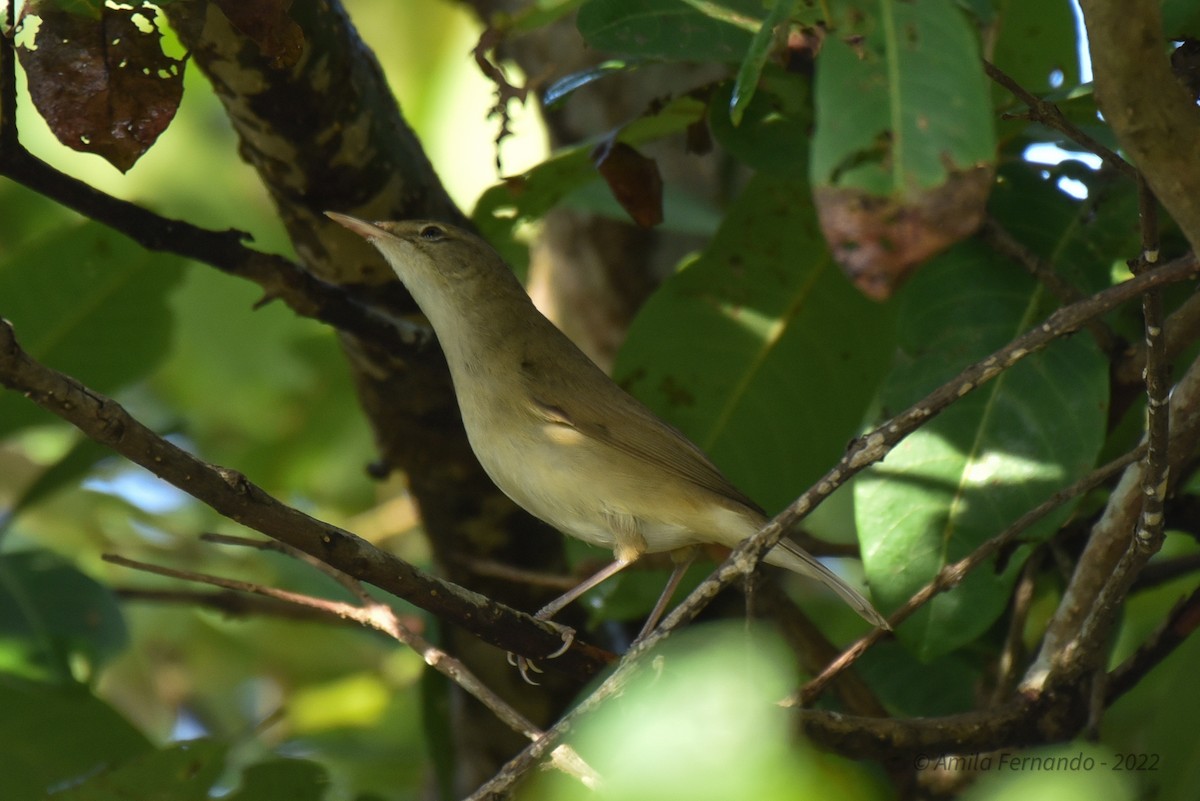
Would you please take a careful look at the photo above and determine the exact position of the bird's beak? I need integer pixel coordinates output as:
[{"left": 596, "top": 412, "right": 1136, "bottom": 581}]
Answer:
[{"left": 325, "top": 211, "right": 384, "bottom": 241}]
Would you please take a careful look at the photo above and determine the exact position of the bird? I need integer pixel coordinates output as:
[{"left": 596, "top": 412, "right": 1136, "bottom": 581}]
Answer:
[{"left": 327, "top": 212, "right": 889, "bottom": 673}]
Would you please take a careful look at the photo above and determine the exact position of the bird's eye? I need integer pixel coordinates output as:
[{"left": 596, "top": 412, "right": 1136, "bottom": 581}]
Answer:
[{"left": 419, "top": 225, "right": 445, "bottom": 241}]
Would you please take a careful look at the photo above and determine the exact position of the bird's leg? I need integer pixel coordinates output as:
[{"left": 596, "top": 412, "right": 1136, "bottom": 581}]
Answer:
[
  {"left": 510, "top": 557, "right": 634, "bottom": 684},
  {"left": 534, "top": 557, "right": 633, "bottom": 620},
  {"left": 634, "top": 548, "right": 696, "bottom": 642}
]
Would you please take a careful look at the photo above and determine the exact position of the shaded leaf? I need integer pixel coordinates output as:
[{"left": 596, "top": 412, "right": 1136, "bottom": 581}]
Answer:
[
  {"left": 0, "top": 549, "right": 128, "bottom": 681},
  {"left": 226, "top": 758, "right": 331, "bottom": 801},
  {"left": 0, "top": 676, "right": 152, "bottom": 800},
  {"left": 472, "top": 96, "right": 706, "bottom": 264},
  {"left": 592, "top": 141, "right": 663, "bottom": 228},
  {"left": 990, "top": 0, "right": 1081, "bottom": 98},
  {"left": 577, "top": 0, "right": 763, "bottom": 62},
  {"left": 543, "top": 60, "right": 637, "bottom": 107},
  {"left": 1163, "top": 0, "right": 1200, "bottom": 39},
  {"left": 709, "top": 69, "right": 811, "bottom": 175},
  {"left": 17, "top": 3, "right": 185, "bottom": 172},
  {"left": 0, "top": 221, "right": 184, "bottom": 438},
  {"left": 615, "top": 171, "right": 896, "bottom": 515},
  {"left": 54, "top": 739, "right": 227, "bottom": 801}
]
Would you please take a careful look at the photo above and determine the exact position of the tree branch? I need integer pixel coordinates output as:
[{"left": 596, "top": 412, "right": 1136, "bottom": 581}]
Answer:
[
  {"left": 0, "top": 317, "right": 613, "bottom": 679},
  {"left": 1025, "top": 346, "right": 1200, "bottom": 691},
  {"left": 104, "top": 549, "right": 600, "bottom": 789},
  {"left": 653, "top": 254, "right": 1199, "bottom": 656},
  {"left": 1078, "top": 0, "right": 1200, "bottom": 252}
]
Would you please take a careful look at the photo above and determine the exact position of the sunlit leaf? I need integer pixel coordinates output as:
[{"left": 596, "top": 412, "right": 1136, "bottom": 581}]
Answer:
[
  {"left": 615, "top": 171, "right": 895, "bottom": 515},
  {"left": 856, "top": 241, "right": 1107, "bottom": 660}
]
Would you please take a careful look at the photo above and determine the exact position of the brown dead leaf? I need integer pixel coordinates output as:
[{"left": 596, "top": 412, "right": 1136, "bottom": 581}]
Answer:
[
  {"left": 17, "top": 3, "right": 185, "bottom": 173},
  {"left": 815, "top": 165, "right": 994, "bottom": 300},
  {"left": 592, "top": 141, "right": 663, "bottom": 229}
]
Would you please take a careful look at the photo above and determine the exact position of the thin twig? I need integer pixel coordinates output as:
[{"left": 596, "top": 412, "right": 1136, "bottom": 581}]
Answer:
[
  {"left": 983, "top": 60, "right": 1136, "bottom": 179},
  {"left": 104, "top": 552, "right": 600, "bottom": 789},
  {"left": 1066, "top": 180, "right": 1173, "bottom": 716},
  {"left": 994, "top": 552, "right": 1042, "bottom": 702},
  {"left": 790, "top": 445, "right": 1145, "bottom": 706},
  {"left": 1105, "top": 584, "right": 1200, "bottom": 701},
  {"left": 0, "top": 23, "right": 426, "bottom": 355},
  {"left": 201, "top": 532, "right": 369, "bottom": 601},
  {"left": 1114, "top": 291, "right": 1200, "bottom": 388},
  {"left": 979, "top": 217, "right": 1119, "bottom": 355},
  {"left": 115, "top": 587, "right": 359, "bottom": 623},
  {"left": 651, "top": 254, "right": 1198, "bottom": 669}
]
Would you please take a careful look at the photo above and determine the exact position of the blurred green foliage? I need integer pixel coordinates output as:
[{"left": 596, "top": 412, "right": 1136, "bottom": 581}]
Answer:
[{"left": 1, "top": 1, "right": 1197, "bottom": 800}]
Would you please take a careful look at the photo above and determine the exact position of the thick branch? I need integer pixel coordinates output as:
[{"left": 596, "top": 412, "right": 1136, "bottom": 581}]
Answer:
[
  {"left": 1078, "top": 0, "right": 1200, "bottom": 252},
  {"left": 1025, "top": 347, "right": 1200, "bottom": 690},
  {"left": 0, "top": 148, "right": 428, "bottom": 353}
]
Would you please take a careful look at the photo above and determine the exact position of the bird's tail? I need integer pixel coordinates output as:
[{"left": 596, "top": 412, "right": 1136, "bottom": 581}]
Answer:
[{"left": 766, "top": 539, "right": 891, "bottom": 630}]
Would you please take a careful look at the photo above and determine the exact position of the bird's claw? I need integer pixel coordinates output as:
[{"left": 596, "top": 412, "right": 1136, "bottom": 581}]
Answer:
[{"left": 507, "top": 622, "right": 577, "bottom": 685}]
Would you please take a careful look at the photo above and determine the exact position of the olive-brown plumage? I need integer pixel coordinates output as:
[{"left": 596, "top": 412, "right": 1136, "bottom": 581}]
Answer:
[{"left": 327, "top": 213, "right": 889, "bottom": 636}]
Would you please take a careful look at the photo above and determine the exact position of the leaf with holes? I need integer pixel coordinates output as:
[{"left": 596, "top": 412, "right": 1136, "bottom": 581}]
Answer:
[
  {"left": 812, "top": 0, "right": 996, "bottom": 299},
  {"left": 17, "top": 2, "right": 185, "bottom": 172}
]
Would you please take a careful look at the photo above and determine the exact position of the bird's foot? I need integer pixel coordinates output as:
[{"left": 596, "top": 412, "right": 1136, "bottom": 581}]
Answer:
[{"left": 507, "top": 621, "right": 576, "bottom": 685}]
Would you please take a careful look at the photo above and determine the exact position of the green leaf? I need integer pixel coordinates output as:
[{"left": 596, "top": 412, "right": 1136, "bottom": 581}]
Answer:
[
  {"left": 728, "top": 0, "right": 795, "bottom": 125},
  {"left": 577, "top": 0, "right": 764, "bottom": 62},
  {"left": 226, "top": 759, "right": 332, "bottom": 801},
  {"left": 989, "top": 163, "right": 1142, "bottom": 296},
  {"left": 547, "top": 625, "right": 876, "bottom": 801},
  {"left": 964, "top": 745, "right": 1137, "bottom": 801},
  {"left": 812, "top": 0, "right": 996, "bottom": 194},
  {"left": 1162, "top": 0, "right": 1200, "bottom": 39},
  {"left": 990, "top": 0, "right": 1082, "bottom": 97},
  {"left": 472, "top": 95, "right": 707, "bottom": 262},
  {"left": 54, "top": 739, "right": 227, "bottom": 801},
  {"left": 0, "top": 549, "right": 128, "bottom": 681},
  {"left": 543, "top": 60, "right": 638, "bottom": 107},
  {"left": 0, "top": 221, "right": 184, "bottom": 438},
  {"left": 615, "top": 171, "right": 896, "bottom": 514},
  {"left": 855, "top": 241, "right": 1108, "bottom": 660},
  {"left": 709, "top": 68, "right": 811, "bottom": 175},
  {"left": 501, "top": 0, "right": 588, "bottom": 34},
  {"left": 0, "top": 676, "right": 152, "bottom": 799},
  {"left": 0, "top": 181, "right": 80, "bottom": 256},
  {"left": 150, "top": 266, "right": 374, "bottom": 507}
]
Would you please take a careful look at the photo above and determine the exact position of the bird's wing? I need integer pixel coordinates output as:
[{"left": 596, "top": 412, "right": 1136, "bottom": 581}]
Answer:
[{"left": 525, "top": 358, "right": 764, "bottom": 515}]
